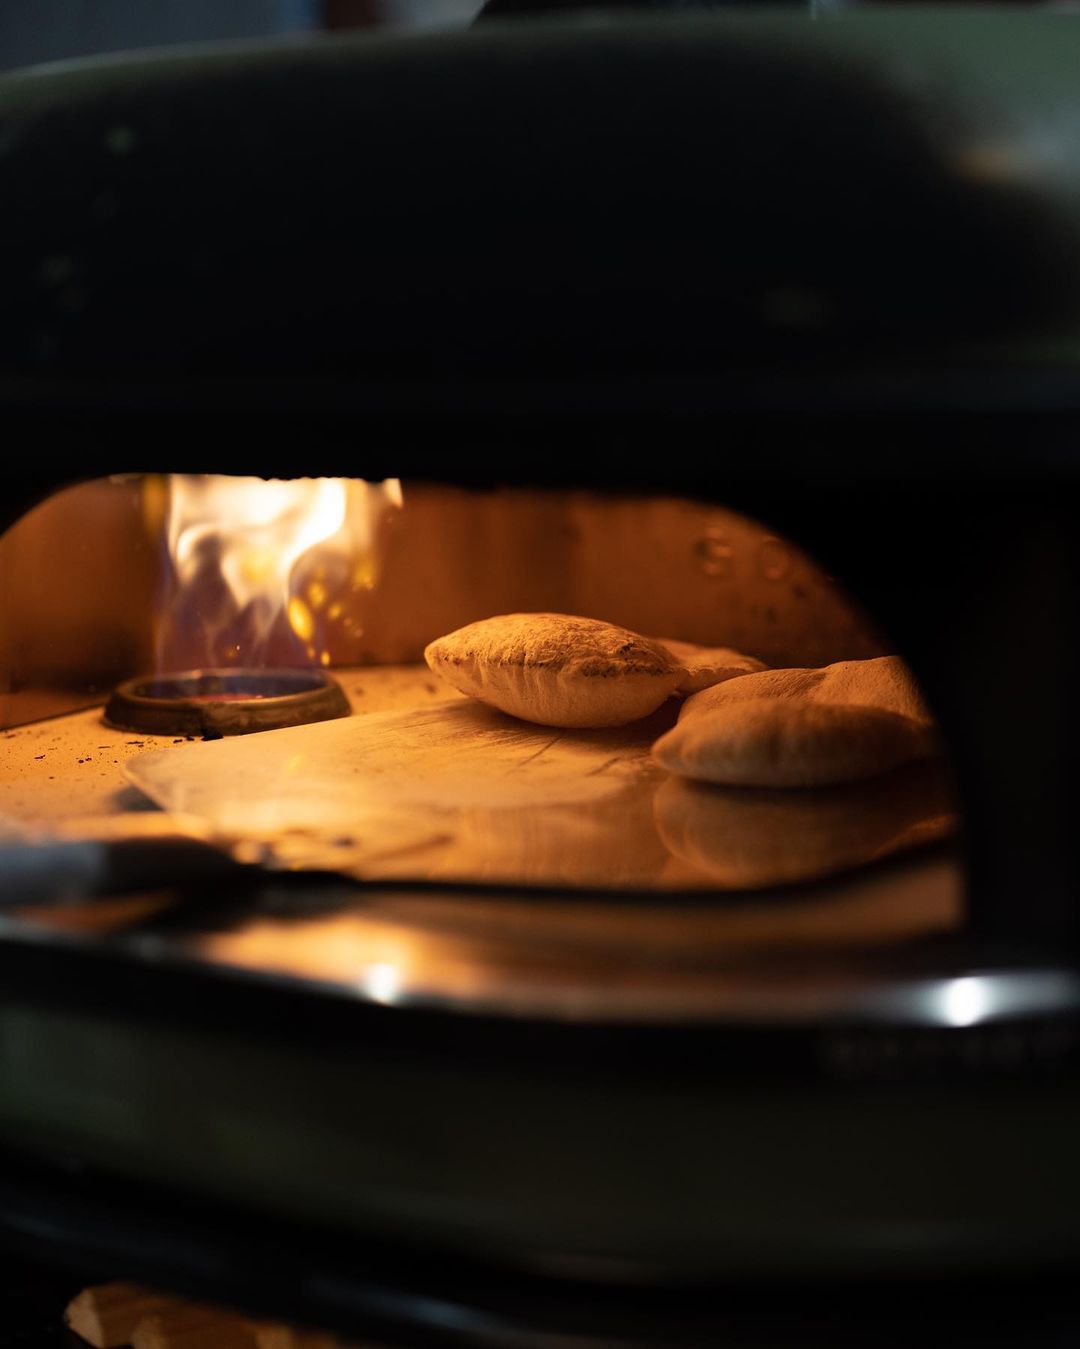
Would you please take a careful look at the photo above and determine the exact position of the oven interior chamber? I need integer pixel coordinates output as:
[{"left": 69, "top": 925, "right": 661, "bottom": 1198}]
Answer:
[{"left": 0, "top": 476, "right": 959, "bottom": 914}]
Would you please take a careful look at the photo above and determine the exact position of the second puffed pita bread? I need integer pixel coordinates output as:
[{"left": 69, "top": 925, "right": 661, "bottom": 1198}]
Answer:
[
  {"left": 678, "top": 656, "right": 931, "bottom": 725},
  {"left": 654, "top": 655, "right": 937, "bottom": 787}
]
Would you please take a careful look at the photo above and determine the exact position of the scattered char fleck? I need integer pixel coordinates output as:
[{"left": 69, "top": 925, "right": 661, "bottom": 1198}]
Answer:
[
  {"left": 173, "top": 738, "right": 184, "bottom": 744},
  {"left": 34, "top": 755, "right": 44, "bottom": 760},
  {"left": 126, "top": 740, "right": 144, "bottom": 746}
]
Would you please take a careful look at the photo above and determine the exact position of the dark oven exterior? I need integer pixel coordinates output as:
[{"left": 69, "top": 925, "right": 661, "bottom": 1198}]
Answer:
[{"left": 1, "top": 10, "right": 1080, "bottom": 1346}]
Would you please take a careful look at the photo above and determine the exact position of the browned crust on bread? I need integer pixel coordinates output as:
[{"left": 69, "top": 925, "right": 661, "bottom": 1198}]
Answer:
[
  {"left": 424, "top": 613, "right": 684, "bottom": 728},
  {"left": 427, "top": 614, "right": 678, "bottom": 678}
]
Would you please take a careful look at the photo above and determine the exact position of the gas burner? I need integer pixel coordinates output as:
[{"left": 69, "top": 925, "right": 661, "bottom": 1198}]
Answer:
[{"left": 104, "top": 668, "right": 350, "bottom": 737}]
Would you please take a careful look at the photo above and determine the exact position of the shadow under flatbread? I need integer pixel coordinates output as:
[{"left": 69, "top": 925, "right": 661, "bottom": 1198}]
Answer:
[{"left": 654, "top": 758, "right": 957, "bottom": 890}]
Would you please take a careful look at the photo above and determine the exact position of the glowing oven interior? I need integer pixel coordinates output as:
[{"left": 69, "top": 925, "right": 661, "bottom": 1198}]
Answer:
[{"left": 0, "top": 476, "right": 962, "bottom": 990}]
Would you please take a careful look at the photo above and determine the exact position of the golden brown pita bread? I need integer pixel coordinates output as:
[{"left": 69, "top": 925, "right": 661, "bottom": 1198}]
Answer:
[
  {"left": 651, "top": 637, "right": 766, "bottom": 695},
  {"left": 678, "top": 655, "right": 931, "bottom": 725},
  {"left": 424, "top": 613, "right": 684, "bottom": 728},
  {"left": 654, "top": 656, "right": 937, "bottom": 787}
]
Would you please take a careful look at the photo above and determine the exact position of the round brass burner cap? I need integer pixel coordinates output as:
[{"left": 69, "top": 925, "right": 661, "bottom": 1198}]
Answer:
[{"left": 104, "top": 668, "right": 350, "bottom": 737}]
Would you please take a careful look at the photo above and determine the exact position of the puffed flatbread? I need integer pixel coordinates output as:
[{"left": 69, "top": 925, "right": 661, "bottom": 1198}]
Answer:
[
  {"left": 653, "top": 656, "right": 937, "bottom": 787},
  {"left": 424, "top": 613, "right": 684, "bottom": 728},
  {"left": 678, "top": 656, "right": 931, "bottom": 726},
  {"left": 651, "top": 637, "right": 766, "bottom": 695}
]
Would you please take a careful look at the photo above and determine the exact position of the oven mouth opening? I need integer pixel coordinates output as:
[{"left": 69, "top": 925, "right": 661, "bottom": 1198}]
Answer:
[
  {"left": 5, "top": 474, "right": 962, "bottom": 932},
  {"left": 103, "top": 668, "right": 350, "bottom": 737}
]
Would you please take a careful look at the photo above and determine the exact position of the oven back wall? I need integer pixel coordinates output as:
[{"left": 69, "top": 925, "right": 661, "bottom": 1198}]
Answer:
[
  {"left": 0, "top": 479, "right": 158, "bottom": 728},
  {"left": 358, "top": 487, "right": 882, "bottom": 668}
]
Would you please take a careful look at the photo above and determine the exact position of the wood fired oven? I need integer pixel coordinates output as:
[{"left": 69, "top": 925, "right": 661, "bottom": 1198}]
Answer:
[{"left": 0, "top": 8, "right": 1079, "bottom": 1346}]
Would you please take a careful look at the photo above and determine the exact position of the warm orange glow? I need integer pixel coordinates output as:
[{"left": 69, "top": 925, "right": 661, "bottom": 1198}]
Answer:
[
  {"left": 156, "top": 476, "right": 402, "bottom": 670},
  {"left": 287, "top": 596, "right": 315, "bottom": 644}
]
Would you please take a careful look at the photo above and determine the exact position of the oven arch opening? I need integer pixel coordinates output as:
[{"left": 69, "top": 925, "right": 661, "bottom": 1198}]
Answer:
[{"left": 0, "top": 473, "right": 965, "bottom": 1017}]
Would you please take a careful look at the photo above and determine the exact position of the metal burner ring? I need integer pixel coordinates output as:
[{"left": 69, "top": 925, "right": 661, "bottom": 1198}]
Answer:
[{"left": 104, "top": 668, "right": 350, "bottom": 737}]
